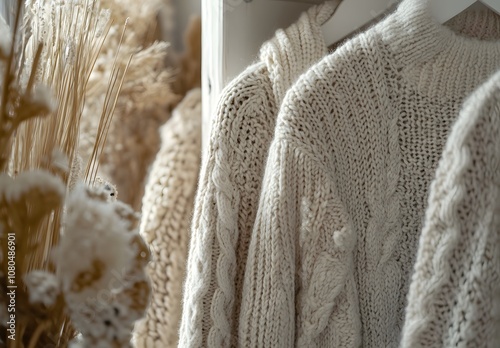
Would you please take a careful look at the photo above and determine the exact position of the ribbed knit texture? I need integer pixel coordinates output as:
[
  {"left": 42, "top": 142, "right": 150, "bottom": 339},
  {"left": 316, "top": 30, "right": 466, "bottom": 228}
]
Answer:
[
  {"left": 400, "top": 70, "right": 500, "bottom": 348},
  {"left": 239, "top": 1, "right": 500, "bottom": 347},
  {"left": 133, "top": 89, "right": 201, "bottom": 348},
  {"left": 178, "top": 2, "right": 340, "bottom": 347}
]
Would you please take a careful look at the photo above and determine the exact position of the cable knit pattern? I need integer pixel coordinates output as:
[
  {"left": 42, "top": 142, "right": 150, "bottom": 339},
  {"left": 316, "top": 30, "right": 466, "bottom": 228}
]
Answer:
[
  {"left": 179, "top": 2, "right": 340, "bottom": 347},
  {"left": 239, "top": 1, "right": 500, "bottom": 346},
  {"left": 400, "top": 71, "right": 500, "bottom": 348},
  {"left": 133, "top": 89, "right": 201, "bottom": 348}
]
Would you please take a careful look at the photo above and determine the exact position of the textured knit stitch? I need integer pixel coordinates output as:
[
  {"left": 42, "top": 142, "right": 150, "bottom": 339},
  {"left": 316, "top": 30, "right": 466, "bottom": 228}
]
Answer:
[
  {"left": 133, "top": 89, "right": 201, "bottom": 348},
  {"left": 178, "top": 2, "right": 340, "bottom": 347},
  {"left": 239, "top": 1, "right": 500, "bottom": 347},
  {"left": 400, "top": 70, "right": 500, "bottom": 348}
]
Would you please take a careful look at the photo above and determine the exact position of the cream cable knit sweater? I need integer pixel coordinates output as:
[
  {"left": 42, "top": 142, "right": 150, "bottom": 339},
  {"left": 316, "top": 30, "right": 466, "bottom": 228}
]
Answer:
[
  {"left": 400, "top": 71, "right": 500, "bottom": 347},
  {"left": 134, "top": 89, "right": 201, "bottom": 348},
  {"left": 239, "top": 1, "right": 500, "bottom": 347},
  {"left": 179, "top": 2, "right": 340, "bottom": 347}
]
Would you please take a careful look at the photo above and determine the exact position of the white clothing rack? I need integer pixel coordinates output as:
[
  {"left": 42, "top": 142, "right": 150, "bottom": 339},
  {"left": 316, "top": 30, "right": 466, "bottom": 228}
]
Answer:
[
  {"left": 201, "top": 0, "right": 311, "bottom": 153},
  {"left": 199, "top": 0, "right": 401, "bottom": 153}
]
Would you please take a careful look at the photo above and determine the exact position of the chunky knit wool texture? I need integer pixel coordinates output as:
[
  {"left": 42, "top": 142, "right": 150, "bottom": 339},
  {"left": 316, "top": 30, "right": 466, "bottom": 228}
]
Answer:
[
  {"left": 239, "top": 1, "right": 500, "bottom": 347},
  {"left": 178, "top": 2, "right": 340, "bottom": 347},
  {"left": 400, "top": 70, "right": 500, "bottom": 348},
  {"left": 133, "top": 89, "right": 201, "bottom": 348}
]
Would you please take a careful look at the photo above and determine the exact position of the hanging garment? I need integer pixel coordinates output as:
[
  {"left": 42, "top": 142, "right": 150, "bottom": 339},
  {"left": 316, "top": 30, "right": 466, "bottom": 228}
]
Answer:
[
  {"left": 239, "top": 1, "right": 500, "bottom": 347},
  {"left": 400, "top": 70, "right": 500, "bottom": 348},
  {"left": 179, "top": 2, "right": 340, "bottom": 347},
  {"left": 134, "top": 89, "right": 201, "bottom": 348}
]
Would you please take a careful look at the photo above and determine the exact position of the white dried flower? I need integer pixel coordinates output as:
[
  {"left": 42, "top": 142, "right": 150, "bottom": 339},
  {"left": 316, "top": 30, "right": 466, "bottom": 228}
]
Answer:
[
  {"left": 31, "top": 84, "right": 57, "bottom": 113},
  {"left": 17, "top": 84, "right": 58, "bottom": 121},
  {"left": 113, "top": 201, "right": 140, "bottom": 231},
  {"left": 50, "top": 148, "right": 70, "bottom": 172},
  {"left": 97, "top": 305, "right": 130, "bottom": 342},
  {"left": 94, "top": 177, "right": 118, "bottom": 202},
  {"left": 68, "top": 335, "right": 84, "bottom": 348},
  {"left": 67, "top": 298, "right": 134, "bottom": 347},
  {"left": 23, "top": 271, "right": 60, "bottom": 307},
  {"left": 54, "top": 184, "right": 134, "bottom": 298},
  {"left": 102, "top": 183, "right": 117, "bottom": 201},
  {"left": 0, "top": 170, "right": 65, "bottom": 202}
]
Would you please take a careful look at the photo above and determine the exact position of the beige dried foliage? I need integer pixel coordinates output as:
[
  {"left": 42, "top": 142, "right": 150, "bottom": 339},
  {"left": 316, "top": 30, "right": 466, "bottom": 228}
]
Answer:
[
  {"left": 0, "top": 1, "right": 151, "bottom": 346},
  {"left": 80, "top": 0, "right": 180, "bottom": 210},
  {"left": 99, "top": 0, "right": 161, "bottom": 46},
  {"left": 58, "top": 184, "right": 151, "bottom": 348}
]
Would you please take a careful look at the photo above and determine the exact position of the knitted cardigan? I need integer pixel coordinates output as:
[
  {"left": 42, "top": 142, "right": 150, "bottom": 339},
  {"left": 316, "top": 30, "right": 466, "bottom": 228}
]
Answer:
[
  {"left": 400, "top": 71, "right": 500, "bottom": 347},
  {"left": 239, "top": 1, "right": 500, "bottom": 347},
  {"left": 134, "top": 89, "right": 201, "bottom": 348},
  {"left": 179, "top": 2, "right": 340, "bottom": 347}
]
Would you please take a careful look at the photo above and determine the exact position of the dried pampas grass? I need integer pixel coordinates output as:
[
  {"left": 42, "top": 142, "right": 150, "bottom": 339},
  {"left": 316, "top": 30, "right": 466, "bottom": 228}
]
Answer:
[
  {"left": 0, "top": 1, "right": 151, "bottom": 346},
  {"left": 80, "top": 0, "right": 180, "bottom": 210}
]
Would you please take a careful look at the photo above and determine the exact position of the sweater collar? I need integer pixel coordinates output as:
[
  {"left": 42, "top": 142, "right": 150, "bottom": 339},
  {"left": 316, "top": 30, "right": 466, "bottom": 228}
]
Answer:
[
  {"left": 259, "top": 1, "right": 340, "bottom": 105},
  {"left": 381, "top": 0, "right": 500, "bottom": 98}
]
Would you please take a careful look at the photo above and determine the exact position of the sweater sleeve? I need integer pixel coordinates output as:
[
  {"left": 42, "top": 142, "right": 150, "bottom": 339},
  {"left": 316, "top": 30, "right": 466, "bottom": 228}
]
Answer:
[
  {"left": 400, "top": 74, "right": 500, "bottom": 348},
  {"left": 134, "top": 89, "right": 202, "bottom": 348},
  {"left": 238, "top": 137, "right": 361, "bottom": 347},
  {"left": 179, "top": 63, "right": 278, "bottom": 348}
]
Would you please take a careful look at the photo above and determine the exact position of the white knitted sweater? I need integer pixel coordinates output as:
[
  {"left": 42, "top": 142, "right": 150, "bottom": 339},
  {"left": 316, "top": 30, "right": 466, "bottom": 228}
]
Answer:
[
  {"left": 400, "top": 70, "right": 500, "bottom": 347},
  {"left": 134, "top": 89, "right": 201, "bottom": 348},
  {"left": 239, "top": 1, "right": 500, "bottom": 347},
  {"left": 179, "top": 2, "right": 340, "bottom": 347}
]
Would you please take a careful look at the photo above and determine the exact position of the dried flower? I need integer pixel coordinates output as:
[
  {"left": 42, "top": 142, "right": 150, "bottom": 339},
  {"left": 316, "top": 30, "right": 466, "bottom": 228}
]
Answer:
[
  {"left": 68, "top": 335, "right": 85, "bottom": 348},
  {"left": 0, "top": 0, "right": 153, "bottom": 346},
  {"left": 67, "top": 299, "right": 134, "bottom": 347},
  {"left": 31, "top": 84, "right": 57, "bottom": 112},
  {"left": 13, "top": 84, "right": 56, "bottom": 126},
  {"left": 0, "top": 170, "right": 65, "bottom": 203},
  {"left": 54, "top": 183, "right": 150, "bottom": 347},
  {"left": 94, "top": 176, "right": 118, "bottom": 202},
  {"left": 23, "top": 271, "right": 60, "bottom": 307},
  {"left": 54, "top": 184, "right": 134, "bottom": 297},
  {"left": 50, "top": 148, "right": 70, "bottom": 173},
  {"left": 113, "top": 201, "right": 140, "bottom": 230}
]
